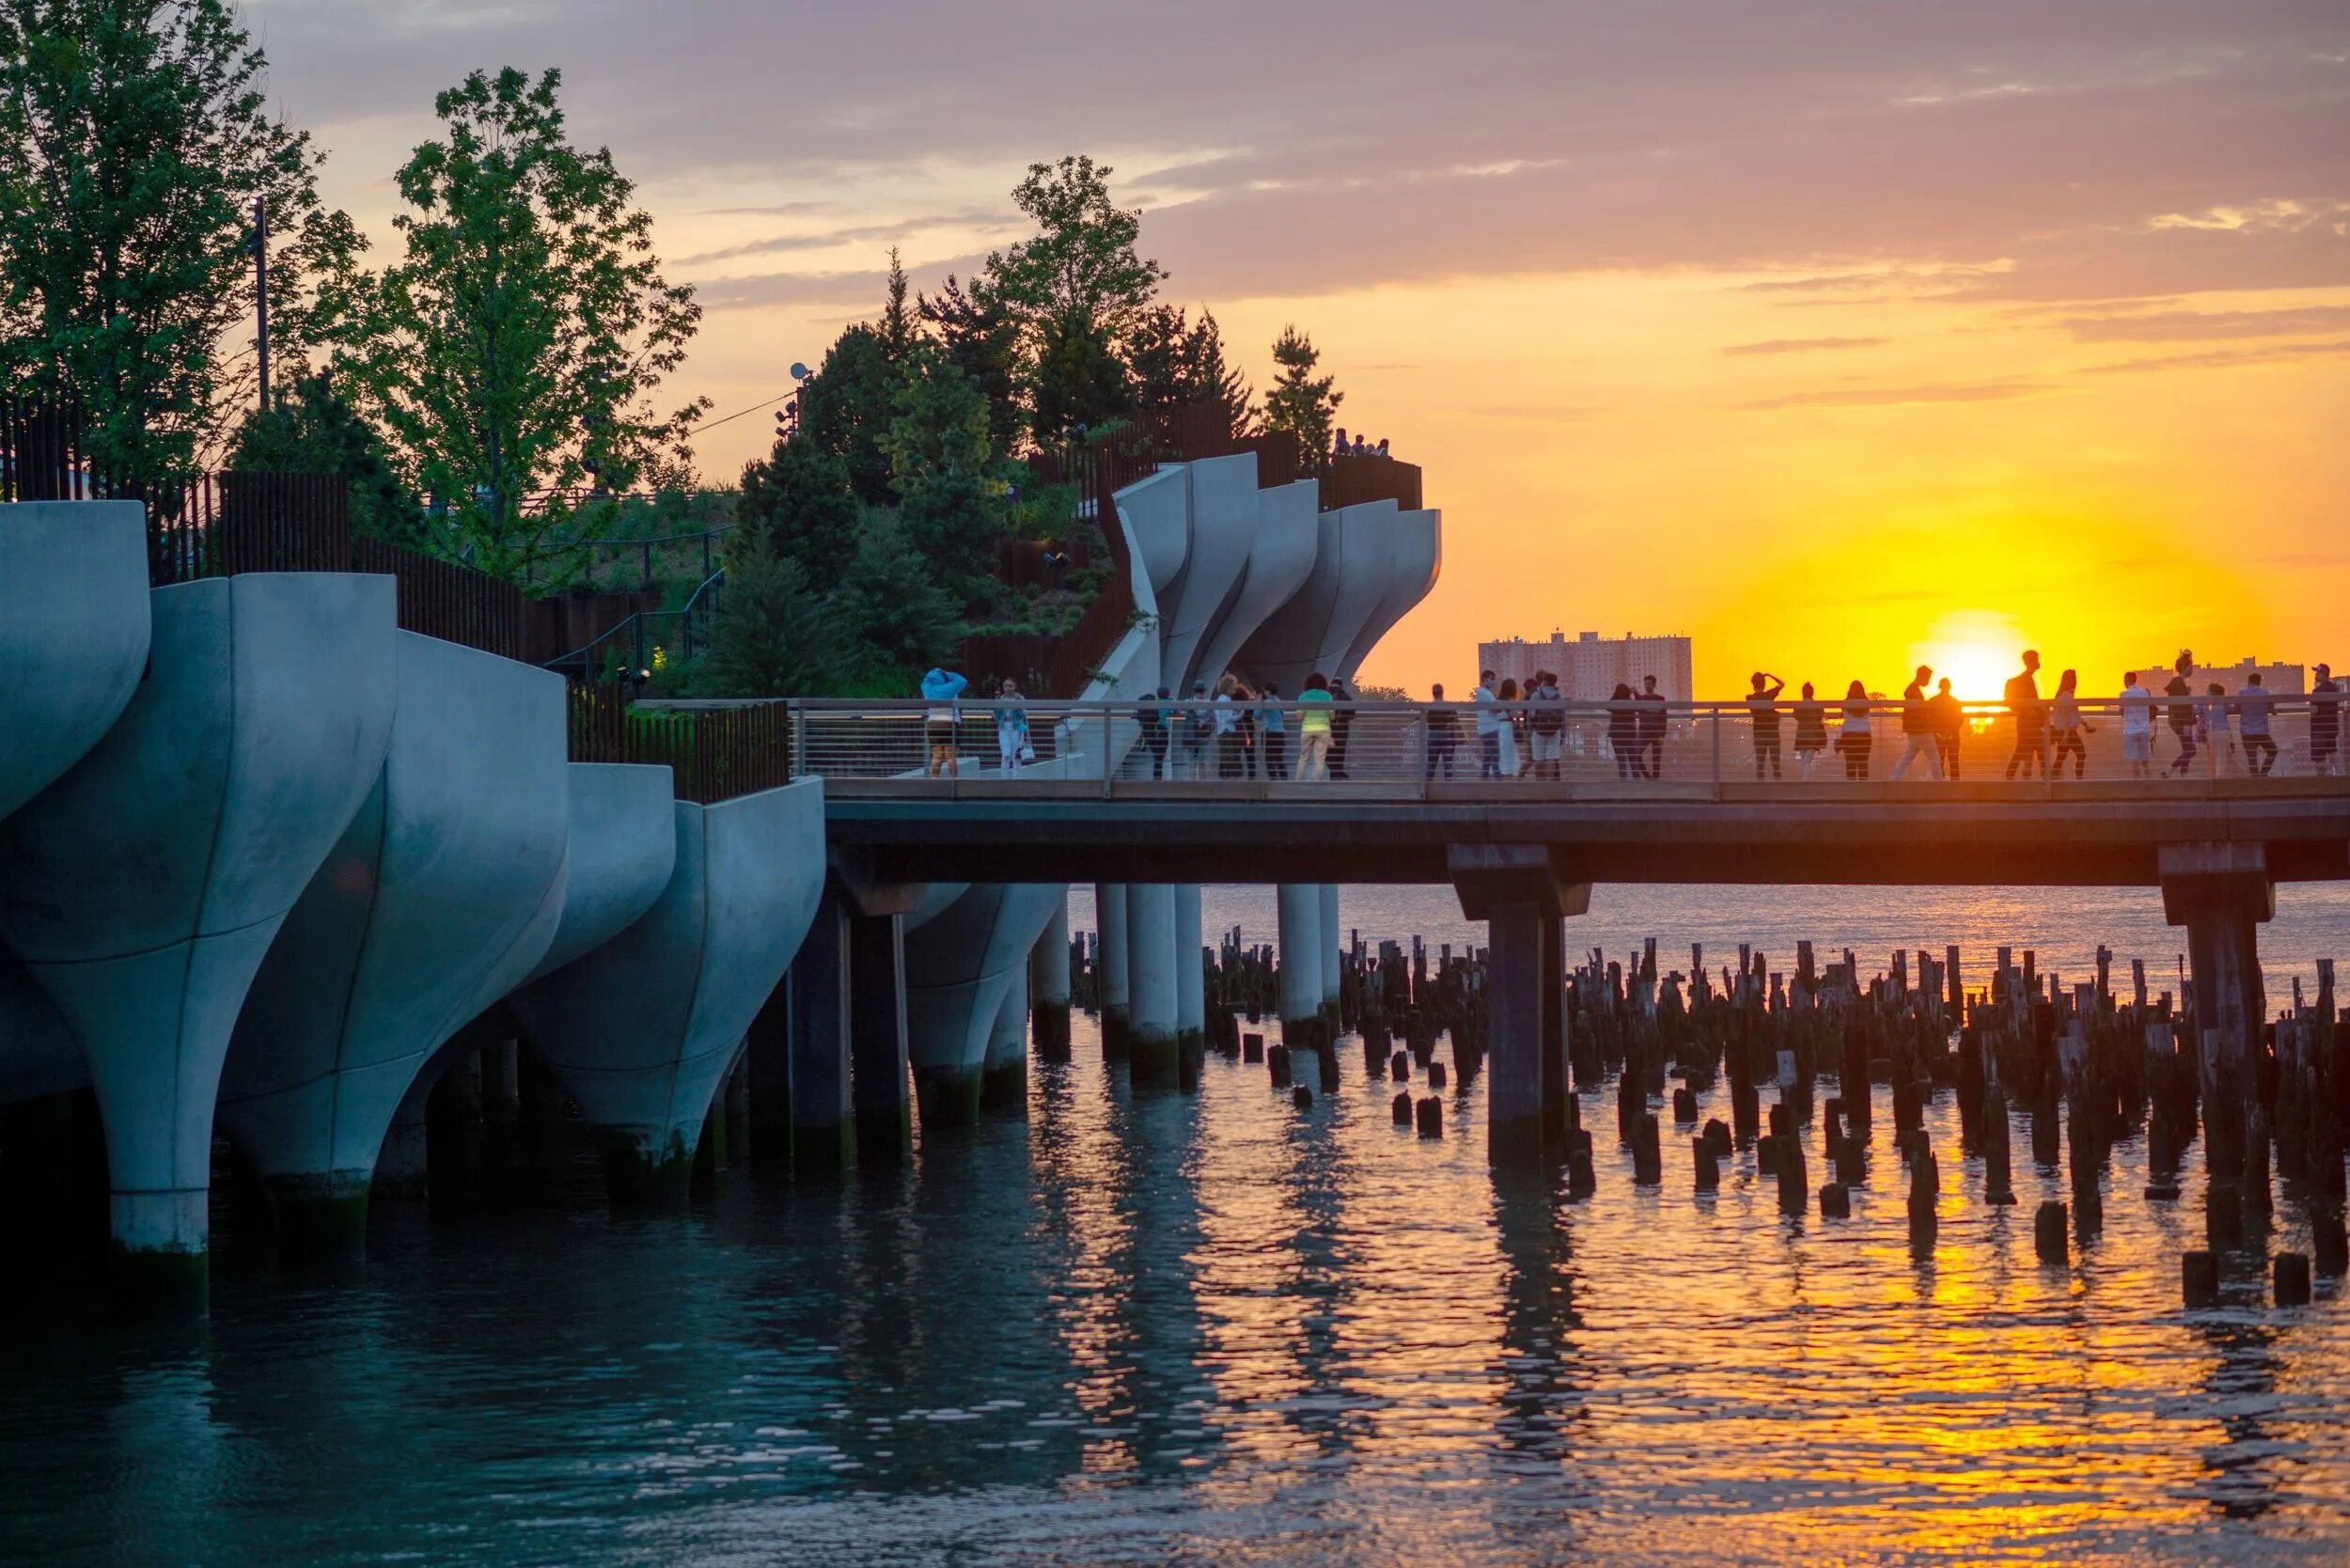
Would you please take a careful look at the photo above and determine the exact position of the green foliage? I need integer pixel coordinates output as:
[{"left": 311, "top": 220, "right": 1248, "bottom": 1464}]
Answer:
[
  {"left": 884, "top": 351, "right": 1010, "bottom": 597},
  {"left": 698, "top": 539, "right": 844, "bottom": 698},
  {"left": 353, "top": 66, "right": 707, "bottom": 582},
  {"left": 843, "top": 513, "right": 964, "bottom": 677},
  {"left": 1128, "top": 305, "right": 1251, "bottom": 434},
  {"left": 796, "top": 323, "right": 902, "bottom": 506},
  {"left": 227, "top": 371, "right": 415, "bottom": 542},
  {"left": 0, "top": 0, "right": 365, "bottom": 482},
  {"left": 733, "top": 433, "right": 859, "bottom": 582},
  {"left": 1029, "top": 309, "right": 1129, "bottom": 439},
  {"left": 1263, "top": 324, "right": 1342, "bottom": 461},
  {"left": 920, "top": 272, "right": 1022, "bottom": 454}
]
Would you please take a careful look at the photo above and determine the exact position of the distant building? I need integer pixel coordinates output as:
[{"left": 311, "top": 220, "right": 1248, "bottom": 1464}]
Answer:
[
  {"left": 2132, "top": 654, "right": 2306, "bottom": 696},
  {"left": 1479, "top": 630, "right": 1693, "bottom": 703}
]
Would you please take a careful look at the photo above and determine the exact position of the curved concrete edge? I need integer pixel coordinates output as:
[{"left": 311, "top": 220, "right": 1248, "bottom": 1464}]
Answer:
[
  {"left": 524, "top": 763, "right": 679, "bottom": 982},
  {"left": 1120, "top": 465, "right": 1192, "bottom": 617},
  {"left": 0, "top": 945, "right": 86, "bottom": 1105},
  {"left": 0, "top": 572, "right": 400, "bottom": 1304},
  {"left": 1158, "top": 454, "right": 1259, "bottom": 693},
  {"left": 1337, "top": 508, "right": 1442, "bottom": 683},
  {"left": 1234, "top": 499, "right": 1401, "bottom": 694},
  {"left": 0, "top": 501, "right": 151, "bottom": 823},
  {"left": 508, "top": 779, "right": 825, "bottom": 1203},
  {"left": 1196, "top": 478, "right": 1319, "bottom": 691},
  {"left": 213, "top": 635, "right": 571, "bottom": 1257}
]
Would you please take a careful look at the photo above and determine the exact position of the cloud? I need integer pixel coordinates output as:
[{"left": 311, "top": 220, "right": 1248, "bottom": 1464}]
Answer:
[
  {"left": 2050, "top": 304, "right": 2350, "bottom": 341},
  {"left": 2082, "top": 337, "right": 2350, "bottom": 373},
  {"left": 1720, "top": 337, "right": 1889, "bottom": 355},
  {"left": 1740, "top": 381, "right": 2051, "bottom": 410}
]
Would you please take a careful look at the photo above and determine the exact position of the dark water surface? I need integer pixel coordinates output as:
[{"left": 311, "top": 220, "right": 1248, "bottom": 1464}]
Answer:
[{"left": 6, "top": 886, "right": 2350, "bottom": 1565}]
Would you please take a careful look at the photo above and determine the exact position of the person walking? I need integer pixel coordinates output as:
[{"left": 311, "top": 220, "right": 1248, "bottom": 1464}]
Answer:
[
  {"left": 1259, "top": 682, "right": 1288, "bottom": 781},
  {"left": 2047, "top": 668, "right": 2092, "bottom": 779},
  {"left": 1472, "top": 669, "right": 1502, "bottom": 779},
  {"left": 921, "top": 666, "right": 968, "bottom": 778},
  {"left": 1607, "top": 682, "right": 1640, "bottom": 780},
  {"left": 1888, "top": 665, "right": 1943, "bottom": 779},
  {"left": 1636, "top": 675, "right": 1668, "bottom": 778},
  {"left": 1425, "top": 682, "right": 1462, "bottom": 780},
  {"left": 2311, "top": 663, "right": 2342, "bottom": 776},
  {"left": 1930, "top": 676, "right": 1964, "bottom": 778},
  {"left": 1327, "top": 679, "right": 1355, "bottom": 780},
  {"left": 2237, "top": 671, "right": 2278, "bottom": 776},
  {"left": 1495, "top": 678, "right": 1524, "bottom": 777},
  {"left": 1295, "top": 673, "right": 1336, "bottom": 780},
  {"left": 1528, "top": 670, "right": 1566, "bottom": 780},
  {"left": 1747, "top": 671, "right": 1785, "bottom": 780},
  {"left": 994, "top": 679, "right": 1030, "bottom": 774},
  {"left": 1838, "top": 680, "right": 1873, "bottom": 779},
  {"left": 2003, "top": 650, "right": 2044, "bottom": 779},
  {"left": 2164, "top": 651, "right": 2200, "bottom": 776},
  {"left": 2120, "top": 671, "right": 2155, "bottom": 777},
  {"left": 1142, "top": 686, "right": 1173, "bottom": 779},
  {"left": 1792, "top": 682, "right": 1827, "bottom": 780}
]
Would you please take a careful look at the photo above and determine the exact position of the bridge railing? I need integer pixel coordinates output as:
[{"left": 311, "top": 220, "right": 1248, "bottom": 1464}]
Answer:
[{"left": 783, "top": 696, "right": 2350, "bottom": 793}]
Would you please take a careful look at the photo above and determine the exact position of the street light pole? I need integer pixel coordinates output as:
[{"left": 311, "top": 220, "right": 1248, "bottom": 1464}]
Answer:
[{"left": 251, "top": 196, "right": 270, "bottom": 413}]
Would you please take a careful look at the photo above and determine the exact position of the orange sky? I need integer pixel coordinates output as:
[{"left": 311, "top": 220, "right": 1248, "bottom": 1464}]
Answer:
[{"left": 260, "top": 2, "right": 2350, "bottom": 698}]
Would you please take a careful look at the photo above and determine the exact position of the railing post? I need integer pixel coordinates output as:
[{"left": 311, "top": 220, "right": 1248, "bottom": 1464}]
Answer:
[
  {"left": 1711, "top": 703, "right": 1722, "bottom": 798},
  {"left": 1101, "top": 699, "right": 1113, "bottom": 797}
]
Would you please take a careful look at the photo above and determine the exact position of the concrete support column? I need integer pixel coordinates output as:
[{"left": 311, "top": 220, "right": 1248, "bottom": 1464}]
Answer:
[
  {"left": 1318, "top": 885, "right": 1343, "bottom": 1029},
  {"left": 1540, "top": 910, "right": 1569, "bottom": 1148},
  {"left": 481, "top": 1036, "right": 521, "bottom": 1182},
  {"left": 2162, "top": 842, "right": 2273, "bottom": 1188},
  {"left": 1277, "top": 883, "right": 1324, "bottom": 1049},
  {"left": 787, "top": 893, "right": 854, "bottom": 1176},
  {"left": 982, "top": 965, "right": 1030, "bottom": 1112},
  {"left": 1174, "top": 885, "right": 1206, "bottom": 1055},
  {"left": 1486, "top": 903, "right": 1552, "bottom": 1162},
  {"left": 1127, "top": 884, "right": 1181, "bottom": 1086},
  {"left": 744, "top": 980, "right": 792, "bottom": 1172},
  {"left": 1096, "top": 883, "right": 1131, "bottom": 1057},
  {"left": 850, "top": 911, "right": 913, "bottom": 1165},
  {"left": 1030, "top": 896, "right": 1073, "bottom": 1062}
]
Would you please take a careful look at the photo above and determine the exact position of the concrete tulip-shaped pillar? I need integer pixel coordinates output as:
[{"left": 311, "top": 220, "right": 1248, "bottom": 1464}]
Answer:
[
  {"left": 1277, "top": 883, "right": 1324, "bottom": 1050},
  {"left": 1126, "top": 884, "right": 1180, "bottom": 1086},
  {"left": 0, "top": 574, "right": 398, "bottom": 1315},
  {"left": 509, "top": 780, "right": 826, "bottom": 1205},
  {"left": 1320, "top": 885, "right": 1343, "bottom": 1031},
  {"left": 0, "top": 500, "right": 151, "bottom": 823},
  {"left": 213, "top": 635, "right": 572, "bottom": 1261},
  {"left": 981, "top": 964, "right": 1029, "bottom": 1112}
]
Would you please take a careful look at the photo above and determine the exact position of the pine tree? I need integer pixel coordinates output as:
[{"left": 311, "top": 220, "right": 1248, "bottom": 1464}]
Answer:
[
  {"left": 1262, "top": 325, "right": 1341, "bottom": 461},
  {"left": 920, "top": 273, "right": 1022, "bottom": 454},
  {"left": 732, "top": 431, "right": 860, "bottom": 582},
  {"left": 877, "top": 246, "right": 918, "bottom": 366},
  {"left": 699, "top": 538, "right": 844, "bottom": 697}
]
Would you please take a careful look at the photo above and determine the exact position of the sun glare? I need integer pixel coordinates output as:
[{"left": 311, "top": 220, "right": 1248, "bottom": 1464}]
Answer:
[{"left": 1909, "top": 610, "right": 2026, "bottom": 700}]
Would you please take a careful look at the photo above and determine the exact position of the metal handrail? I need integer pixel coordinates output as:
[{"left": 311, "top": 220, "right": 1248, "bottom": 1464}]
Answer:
[{"left": 545, "top": 567, "right": 727, "bottom": 676}]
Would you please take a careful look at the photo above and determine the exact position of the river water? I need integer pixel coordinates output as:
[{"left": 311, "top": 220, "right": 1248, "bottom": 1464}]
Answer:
[{"left": 4, "top": 886, "right": 2349, "bottom": 1565}]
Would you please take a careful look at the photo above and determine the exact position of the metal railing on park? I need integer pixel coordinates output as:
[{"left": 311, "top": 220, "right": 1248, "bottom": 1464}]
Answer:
[{"left": 781, "top": 697, "right": 2350, "bottom": 795}]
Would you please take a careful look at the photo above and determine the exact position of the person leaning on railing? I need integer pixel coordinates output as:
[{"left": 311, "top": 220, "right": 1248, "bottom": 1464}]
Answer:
[
  {"left": 1296, "top": 674, "right": 1335, "bottom": 780},
  {"left": 1930, "top": 678, "right": 1963, "bottom": 778},
  {"left": 2312, "top": 665, "right": 2342, "bottom": 776},
  {"left": 1259, "top": 683, "right": 1288, "bottom": 780}
]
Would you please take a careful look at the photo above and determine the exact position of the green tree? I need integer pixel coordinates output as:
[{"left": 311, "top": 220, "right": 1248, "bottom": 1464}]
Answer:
[
  {"left": 920, "top": 272, "right": 1022, "bottom": 454},
  {"left": 732, "top": 431, "right": 860, "bottom": 583},
  {"left": 885, "top": 350, "right": 1009, "bottom": 598},
  {"left": 698, "top": 538, "right": 843, "bottom": 697},
  {"left": 355, "top": 66, "right": 706, "bottom": 581},
  {"left": 796, "top": 323, "right": 901, "bottom": 507},
  {"left": 227, "top": 370, "right": 415, "bottom": 543},
  {"left": 844, "top": 513, "right": 964, "bottom": 677},
  {"left": 1262, "top": 324, "right": 1342, "bottom": 462},
  {"left": 876, "top": 246, "right": 918, "bottom": 365},
  {"left": 1030, "top": 309, "right": 1129, "bottom": 438},
  {"left": 0, "top": 0, "right": 365, "bottom": 482},
  {"left": 1128, "top": 304, "right": 1252, "bottom": 435}
]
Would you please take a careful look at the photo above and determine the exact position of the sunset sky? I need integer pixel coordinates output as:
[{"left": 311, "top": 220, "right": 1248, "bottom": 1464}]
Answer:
[{"left": 250, "top": 0, "right": 2348, "bottom": 696}]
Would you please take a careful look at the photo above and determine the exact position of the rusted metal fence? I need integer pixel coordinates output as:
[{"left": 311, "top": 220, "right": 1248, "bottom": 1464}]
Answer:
[
  {"left": 567, "top": 686, "right": 794, "bottom": 803},
  {"left": 1316, "top": 453, "right": 1423, "bottom": 511},
  {"left": 0, "top": 394, "right": 91, "bottom": 501}
]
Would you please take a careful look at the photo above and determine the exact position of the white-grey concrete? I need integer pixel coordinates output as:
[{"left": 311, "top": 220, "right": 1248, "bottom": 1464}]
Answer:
[
  {"left": 0, "top": 574, "right": 398, "bottom": 1306},
  {"left": 1142, "top": 455, "right": 1264, "bottom": 694},
  {"left": 1191, "top": 478, "right": 1320, "bottom": 694},
  {"left": 981, "top": 963, "right": 1028, "bottom": 1111},
  {"left": 1125, "top": 883, "right": 1179, "bottom": 1083},
  {"left": 1174, "top": 884, "right": 1205, "bottom": 1053},
  {"left": 212, "top": 634, "right": 571, "bottom": 1256},
  {"left": 524, "top": 763, "right": 679, "bottom": 983},
  {"left": 507, "top": 781, "right": 825, "bottom": 1203},
  {"left": 0, "top": 948, "right": 83, "bottom": 1105},
  {"left": 1336, "top": 509, "right": 1442, "bottom": 684},
  {"left": 1277, "top": 883, "right": 1324, "bottom": 1045},
  {"left": 1120, "top": 466, "right": 1190, "bottom": 635},
  {"left": 1097, "top": 882, "right": 1130, "bottom": 1051},
  {"left": 1232, "top": 499, "right": 1404, "bottom": 696},
  {"left": 1320, "top": 884, "right": 1343, "bottom": 1020},
  {"left": 0, "top": 501, "right": 151, "bottom": 824}
]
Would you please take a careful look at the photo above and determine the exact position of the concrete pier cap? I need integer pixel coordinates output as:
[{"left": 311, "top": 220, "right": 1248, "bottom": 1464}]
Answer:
[
  {"left": 0, "top": 573, "right": 400, "bottom": 1314},
  {"left": 1, "top": 500, "right": 152, "bottom": 824},
  {"left": 508, "top": 779, "right": 826, "bottom": 1206},
  {"left": 213, "top": 633, "right": 572, "bottom": 1262}
]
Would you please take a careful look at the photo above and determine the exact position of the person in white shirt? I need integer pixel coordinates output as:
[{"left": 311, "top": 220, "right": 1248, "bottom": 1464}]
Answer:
[
  {"left": 2237, "top": 673, "right": 2278, "bottom": 776},
  {"left": 1213, "top": 674, "right": 1244, "bottom": 779},
  {"left": 2119, "top": 672, "right": 2154, "bottom": 776},
  {"left": 1472, "top": 670, "right": 1501, "bottom": 778}
]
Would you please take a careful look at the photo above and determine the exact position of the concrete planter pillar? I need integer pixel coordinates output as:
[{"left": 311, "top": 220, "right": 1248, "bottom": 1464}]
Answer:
[
  {"left": 982, "top": 965, "right": 1029, "bottom": 1112},
  {"left": 0, "top": 573, "right": 399, "bottom": 1317},
  {"left": 1277, "top": 883, "right": 1323, "bottom": 1050},
  {"left": 1126, "top": 884, "right": 1180, "bottom": 1086},
  {"left": 1030, "top": 897, "right": 1073, "bottom": 1061},
  {"left": 850, "top": 912, "right": 913, "bottom": 1164},
  {"left": 1096, "top": 883, "right": 1131, "bottom": 1057},
  {"left": 786, "top": 891, "right": 855, "bottom": 1176},
  {"left": 0, "top": 500, "right": 150, "bottom": 823}
]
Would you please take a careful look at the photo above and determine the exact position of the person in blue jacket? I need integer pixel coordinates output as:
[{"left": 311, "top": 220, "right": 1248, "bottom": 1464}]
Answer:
[{"left": 922, "top": 666, "right": 968, "bottom": 777}]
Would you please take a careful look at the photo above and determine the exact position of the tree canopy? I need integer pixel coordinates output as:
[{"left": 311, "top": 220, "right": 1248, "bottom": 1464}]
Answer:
[{"left": 1262, "top": 324, "right": 1342, "bottom": 461}]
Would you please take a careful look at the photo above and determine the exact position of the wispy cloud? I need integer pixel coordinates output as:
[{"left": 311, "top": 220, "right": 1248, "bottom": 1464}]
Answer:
[
  {"left": 2052, "top": 305, "right": 2350, "bottom": 342},
  {"left": 1720, "top": 337, "right": 1888, "bottom": 355},
  {"left": 2083, "top": 338, "right": 2350, "bottom": 373},
  {"left": 1741, "top": 381, "right": 2050, "bottom": 410}
]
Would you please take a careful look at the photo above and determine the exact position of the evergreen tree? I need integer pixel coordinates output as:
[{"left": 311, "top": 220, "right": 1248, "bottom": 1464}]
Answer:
[
  {"left": 355, "top": 66, "right": 706, "bottom": 581},
  {"left": 1127, "top": 304, "right": 1252, "bottom": 436},
  {"left": 885, "top": 350, "right": 1009, "bottom": 598},
  {"left": 0, "top": 0, "right": 366, "bottom": 482},
  {"left": 876, "top": 246, "right": 918, "bottom": 365},
  {"left": 698, "top": 538, "right": 844, "bottom": 697},
  {"left": 732, "top": 431, "right": 859, "bottom": 583},
  {"left": 797, "top": 323, "right": 901, "bottom": 507},
  {"left": 227, "top": 371, "right": 415, "bottom": 543},
  {"left": 1262, "top": 324, "right": 1342, "bottom": 461},
  {"left": 1028, "top": 310, "right": 1129, "bottom": 442},
  {"left": 844, "top": 513, "right": 964, "bottom": 677},
  {"left": 920, "top": 272, "right": 1022, "bottom": 454},
  {"left": 1187, "top": 308, "right": 1254, "bottom": 436}
]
